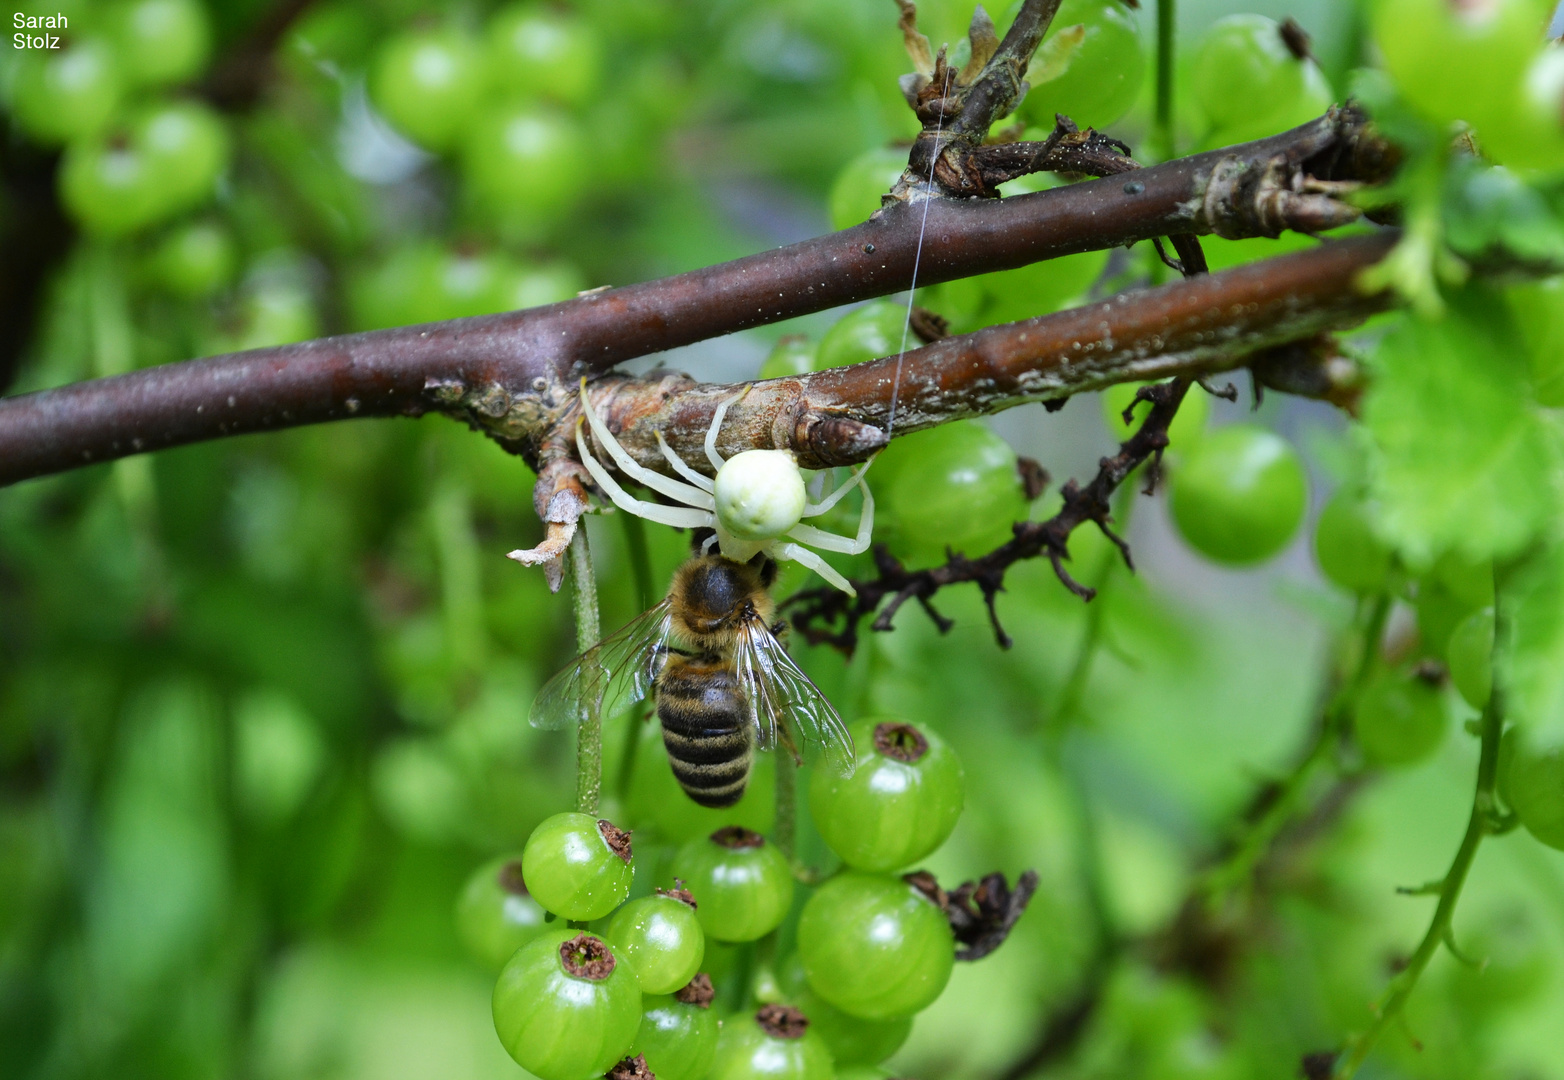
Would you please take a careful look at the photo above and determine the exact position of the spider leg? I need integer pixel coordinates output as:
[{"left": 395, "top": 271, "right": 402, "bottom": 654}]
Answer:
[
  {"left": 775, "top": 541, "right": 856, "bottom": 596},
  {"left": 579, "top": 381, "right": 714, "bottom": 509},
  {"left": 786, "top": 522, "right": 864, "bottom": 554},
  {"left": 654, "top": 431, "right": 715, "bottom": 493},
  {"left": 704, "top": 385, "right": 752, "bottom": 472},
  {"left": 576, "top": 423, "right": 715, "bottom": 529},
  {"left": 788, "top": 467, "right": 874, "bottom": 555},
  {"left": 802, "top": 459, "right": 873, "bottom": 516}
]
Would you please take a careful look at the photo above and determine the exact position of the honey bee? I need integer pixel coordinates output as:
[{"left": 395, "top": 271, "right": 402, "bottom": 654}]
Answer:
[{"left": 531, "top": 554, "right": 854, "bottom": 807}]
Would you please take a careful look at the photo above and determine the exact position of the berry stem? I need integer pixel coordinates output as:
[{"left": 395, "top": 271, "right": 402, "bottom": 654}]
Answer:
[
  {"left": 1154, "top": 0, "right": 1176, "bottom": 162},
  {"left": 570, "top": 524, "right": 603, "bottom": 815},
  {"left": 1329, "top": 576, "right": 1508, "bottom": 1078}
]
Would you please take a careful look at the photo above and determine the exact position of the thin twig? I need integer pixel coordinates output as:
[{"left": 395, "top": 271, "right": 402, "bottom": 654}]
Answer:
[{"left": 1328, "top": 574, "right": 1510, "bottom": 1079}]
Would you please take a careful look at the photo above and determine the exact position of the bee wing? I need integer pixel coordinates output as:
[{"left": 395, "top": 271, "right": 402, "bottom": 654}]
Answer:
[
  {"left": 734, "top": 620, "right": 855, "bottom": 776},
  {"left": 530, "top": 600, "right": 674, "bottom": 731}
]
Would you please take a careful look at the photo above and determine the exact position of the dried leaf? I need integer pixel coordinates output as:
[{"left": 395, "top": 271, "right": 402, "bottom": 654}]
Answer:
[
  {"left": 1026, "top": 23, "right": 1085, "bottom": 86},
  {"left": 960, "top": 5, "right": 1000, "bottom": 84},
  {"left": 896, "top": 0, "right": 934, "bottom": 74}
]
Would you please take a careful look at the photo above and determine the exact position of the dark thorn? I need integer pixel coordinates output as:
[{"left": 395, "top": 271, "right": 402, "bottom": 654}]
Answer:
[
  {"left": 1196, "top": 376, "right": 1239, "bottom": 402},
  {"left": 1151, "top": 237, "right": 1186, "bottom": 274},
  {"left": 917, "top": 594, "right": 956, "bottom": 634},
  {"left": 1016, "top": 456, "right": 1050, "bottom": 500},
  {"left": 1043, "top": 396, "right": 1068, "bottom": 412},
  {"left": 1250, "top": 368, "right": 1265, "bottom": 410},
  {"left": 1049, "top": 550, "right": 1097, "bottom": 602},
  {"left": 1279, "top": 18, "right": 1315, "bottom": 63},
  {"left": 909, "top": 306, "right": 950, "bottom": 343},
  {"left": 1096, "top": 518, "right": 1134, "bottom": 571},
  {"left": 981, "top": 583, "right": 1013, "bottom": 649}
]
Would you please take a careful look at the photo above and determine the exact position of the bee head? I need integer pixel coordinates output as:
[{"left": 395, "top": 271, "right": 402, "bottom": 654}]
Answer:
[{"left": 672, "top": 555, "right": 774, "bottom": 642}]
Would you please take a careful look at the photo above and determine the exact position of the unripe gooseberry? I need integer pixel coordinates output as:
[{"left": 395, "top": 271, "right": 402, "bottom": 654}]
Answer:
[
  {"left": 492, "top": 931, "right": 643, "bottom": 1080},
  {"left": 630, "top": 976, "right": 720, "bottom": 1080},
  {"left": 809, "top": 719, "right": 965, "bottom": 871},
  {"left": 672, "top": 826, "right": 794, "bottom": 942},
  {"left": 521, "top": 812, "right": 634, "bottom": 920},
  {"left": 455, "top": 854, "right": 548, "bottom": 970},
  {"left": 606, "top": 887, "right": 706, "bottom": 994},
  {"left": 798, "top": 871, "right": 955, "bottom": 1019},
  {"left": 714, "top": 451, "right": 807, "bottom": 541},
  {"left": 708, "top": 1005, "right": 835, "bottom": 1080}
]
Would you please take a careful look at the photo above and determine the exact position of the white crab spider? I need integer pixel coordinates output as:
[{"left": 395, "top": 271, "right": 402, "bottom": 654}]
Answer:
[{"left": 575, "top": 382, "right": 875, "bottom": 595}]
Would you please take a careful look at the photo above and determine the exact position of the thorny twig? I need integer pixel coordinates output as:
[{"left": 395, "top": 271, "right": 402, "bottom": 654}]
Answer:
[
  {"left": 782, "top": 377, "right": 1195, "bottom": 653},
  {"left": 905, "top": 869, "right": 1042, "bottom": 962}
]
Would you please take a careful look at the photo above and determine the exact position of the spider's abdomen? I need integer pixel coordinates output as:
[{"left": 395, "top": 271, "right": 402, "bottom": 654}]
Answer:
[
  {"left": 714, "top": 450, "right": 806, "bottom": 541},
  {"left": 656, "top": 655, "right": 754, "bottom": 808}
]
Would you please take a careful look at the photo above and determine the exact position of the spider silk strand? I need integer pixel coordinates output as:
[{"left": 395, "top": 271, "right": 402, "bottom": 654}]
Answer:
[{"left": 887, "top": 69, "right": 949, "bottom": 439}]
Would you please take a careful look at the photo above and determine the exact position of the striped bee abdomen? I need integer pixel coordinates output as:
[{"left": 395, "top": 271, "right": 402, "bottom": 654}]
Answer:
[{"left": 656, "top": 655, "right": 754, "bottom": 808}]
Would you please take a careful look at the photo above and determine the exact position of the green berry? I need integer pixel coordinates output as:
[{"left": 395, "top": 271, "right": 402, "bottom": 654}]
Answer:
[
  {"left": 809, "top": 719, "right": 965, "bottom": 872},
  {"left": 1446, "top": 607, "right": 1495, "bottom": 710},
  {"left": 10, "top": 37, "right": 121, "bottom": 145},
  {"left": 134, "top": 101, "right": 229, "bottom": 215},
  {"left": 486, "top": 4, "right": 603, "bottom": 106},
  {"left": 671, "top": 827, "right": 793, "bottom": 943},
  {"left": 829, "top": 146, "right": 906, "bottom": 231},
  {"left": 798, "top": 872, "right": 954, "bottom": 1020},
  {"left": 1373, "top": 0, "right": 1543, "bottom": 133},
  {"left": 1502, "top": 730, "right": 1564, "bottom": 851},
  {"left": 870, "top": 420, "right": 1029, "bottom": 568},
  {"left": 521, "top": 812, "right": 635, "bottom": 921},
  {"left": 780, "top": 954, "right": 911, "bottom": 1066},
  {"left": 815, "top": 301, "right": 905, "bottom": 371},
  {"left": 631, "top": 978, "right": 720, "bottom": 1080},
  {"left": 1314, "top": 487, "right": 1393, "bottom": 594},
  {"left": 1355, "top": 669, "right": 1448, "bottom": 768},
  {"left": 606, "top": 888, "right": 706, "bottom": 994},
  {"left": 1190, "top": 15, "right": 1333, "bottom": 146},
  {"left": 1017, "top": 0, "right": 1145, "bottom": 130},
  {"left": 759, "top": 336, "right": 817, "bottom": 380},
  {"left": 370, "top": 29, "right": 485, "bottom": 152},
  {"left": 59, "top": 133, "right": 165, "bottom": 237},
  {"left": 708, "top": 1006, "right": 835, "bottom": 1080},
  {"left": 111, "top": 0, "right": 211, "bottom": 88},
  {"left": 149, "top": 221, "right": 237, "bottom": 299},
  {"left": 455, "top": 855, "right": 549, "bottom": 971},
  {"left": 492, "top": 931, "right": 643, "bottom": 1080},
  {"left": 1169, "top": 424, "right": 1308, "bottom": 565},
  {"left": 464, "top": 105, "right": 588, "bottom": 231}
]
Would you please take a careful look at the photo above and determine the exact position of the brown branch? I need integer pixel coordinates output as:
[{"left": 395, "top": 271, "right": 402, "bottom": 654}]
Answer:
[{"left": 0, "top": 111, "right": 1383, "bottom": 488}]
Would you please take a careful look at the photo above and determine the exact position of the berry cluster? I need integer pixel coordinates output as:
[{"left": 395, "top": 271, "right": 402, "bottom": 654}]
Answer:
[
  {"left": 459, "top": 718, "right": 998, "bottom": 1080},
  {"left": 9, "top": 0, "right": 227, "bottom": 239}
]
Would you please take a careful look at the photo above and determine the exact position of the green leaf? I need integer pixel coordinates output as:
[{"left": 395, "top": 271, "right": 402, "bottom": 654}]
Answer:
[
  {"left": 1444, "top": 160, "right": 1564, "bottom": 266},
  {"left": 1363, "top": 285, "right": 1560, "bottom": 567}
]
